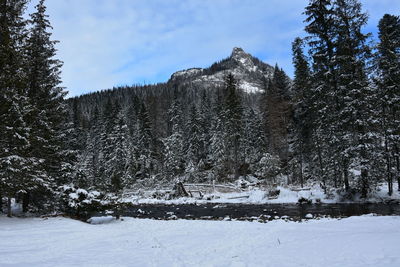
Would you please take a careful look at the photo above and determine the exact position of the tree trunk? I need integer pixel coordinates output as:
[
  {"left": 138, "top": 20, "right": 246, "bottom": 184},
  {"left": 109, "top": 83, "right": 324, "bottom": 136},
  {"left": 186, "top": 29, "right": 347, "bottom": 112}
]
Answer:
[
  {"left": 22, "top": 192, "right": 30, "bottom": 213},
  {"left": 299, "top": 141, "right": 304, "bottom": 188},
  {"left": 361, "top": 169, "right": 368, "bottom": 199},
  {"left": 299, "top": 155, "right": 304, "bottom": 188},
  {"left": 396, "top": 153, "right": 400, "bottom": 192},
  {"left": 387, "top": 158, "right": 392, "bottom": 196},
  {"left": 334, "top": 162, "right": 339, "bottom": 188},
  {"left": 234, "top": 136, "right": 239, "bottom": 180},
  {"left": 7, "top": 197, "right": 12, "bottom": 217},
  {"left": 343, "top": 165, "right": 349, "bottom": 192},
  {"left": 316, "top": 141, "right": 326, "bottom": 193},
  {"left": 385, "top": 139, "right": 393, "bottom": 196}
]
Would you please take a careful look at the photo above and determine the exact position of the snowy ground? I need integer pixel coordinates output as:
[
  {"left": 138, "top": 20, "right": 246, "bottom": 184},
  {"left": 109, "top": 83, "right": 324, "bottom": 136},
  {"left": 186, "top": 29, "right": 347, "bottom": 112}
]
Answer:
[
  {"left": 1, "top": 215, "right": 400, "bottom": 266},
  {"left": 123, "top": 183, "right": 400, "bottom": 205}
]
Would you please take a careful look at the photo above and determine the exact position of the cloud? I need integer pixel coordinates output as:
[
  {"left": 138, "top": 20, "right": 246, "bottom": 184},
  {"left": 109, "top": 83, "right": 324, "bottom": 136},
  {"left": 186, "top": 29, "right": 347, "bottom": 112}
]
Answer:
[{"left": 27, "top": 0, "right": 400, "bottom": 97}]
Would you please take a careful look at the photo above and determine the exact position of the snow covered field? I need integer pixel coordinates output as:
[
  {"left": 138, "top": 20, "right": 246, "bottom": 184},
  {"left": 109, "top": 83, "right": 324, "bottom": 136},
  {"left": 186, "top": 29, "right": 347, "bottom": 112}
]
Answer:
[{"left": 1, "top": 215, "right": 400, "bottom": 267}]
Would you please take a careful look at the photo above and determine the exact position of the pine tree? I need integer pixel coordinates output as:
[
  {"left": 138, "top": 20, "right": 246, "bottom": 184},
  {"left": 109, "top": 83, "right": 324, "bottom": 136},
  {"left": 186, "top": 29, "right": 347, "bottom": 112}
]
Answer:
[
  {"left": 79, "top": 106, "right": 101, "bottom": 187},
  {"left": 208, "top": 89, "right": 227, "bottom": 181},
  {"left": 375, "top": 14, "right": 400, "bottom": 194},
  {"left": 185, "top": 104, "right": 201, "bottom": 166},
  {"left": 304, "top": 0, "right": 337, "bottom": 188},
  {"left": 198, "top": 91, "right": 211, "bottom": 161},
  {"left": 99, "top": 101, "right": 130, "bottom": 191},
  {"left": 162, "top": 100, "right": 184, "bottom": 178},
  {"left": 109, "top": 111, "right": 130, "bottom": 192},
  {"left": 264, "top": 66, "right": 291, "bottom": 171},
  {"left": 291, "top": 37, "right": 312, "bottom": 187},
  {"left": 333, "top": 0, "right": 376, "bottom": 197},
  {"left": 97, "top": 99, "right": 116, "bottom": 190},
  {"left": 223, "top": 74, "right": 243, "bottom": 180},
  {"left": 138, "top": 102, "right": 154, "bottom": 152},
  {"left": 0, "top": 0, "right": 35, "bottom": 216},
  {"left": 136, "top": 101, "right": 156, "bottom": 179},
  {"left": 242, "top": 108, "right": 265, "bottom": 170},
  {"left": 23, "top": 0, "right": 66, "bottom": 208}
]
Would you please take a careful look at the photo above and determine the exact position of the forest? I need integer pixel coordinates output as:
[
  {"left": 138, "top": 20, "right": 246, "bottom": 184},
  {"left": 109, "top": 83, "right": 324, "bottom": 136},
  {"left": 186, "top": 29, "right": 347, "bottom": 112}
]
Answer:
[{"left": 1, "top": 0, "right": 399, "bottom": 216}]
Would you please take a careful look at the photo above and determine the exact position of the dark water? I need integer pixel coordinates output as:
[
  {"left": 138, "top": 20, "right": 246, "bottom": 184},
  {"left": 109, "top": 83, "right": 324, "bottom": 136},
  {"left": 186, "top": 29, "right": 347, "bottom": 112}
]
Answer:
[{"left": 102, "top": 203, "right": 400, "bottom": 221}]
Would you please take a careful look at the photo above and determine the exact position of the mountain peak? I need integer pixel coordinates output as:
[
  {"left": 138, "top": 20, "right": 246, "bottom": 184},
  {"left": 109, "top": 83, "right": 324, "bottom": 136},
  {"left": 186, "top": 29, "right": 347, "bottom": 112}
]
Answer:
[
  {"left": 169, "top": 47, "right": 276, "bottom": 93},
  {"left": 231, "top": 47, "right": 250, "bottom": 60},
  {"left": 231, "top": 47, "right": 245, "bottom": 55}
]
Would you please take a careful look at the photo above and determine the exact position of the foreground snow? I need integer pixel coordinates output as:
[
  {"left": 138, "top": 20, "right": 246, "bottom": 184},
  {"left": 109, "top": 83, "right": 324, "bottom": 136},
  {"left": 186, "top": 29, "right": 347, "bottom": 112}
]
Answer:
[{"left": 1, "top": 215, "right": 399, "bottom": 266}]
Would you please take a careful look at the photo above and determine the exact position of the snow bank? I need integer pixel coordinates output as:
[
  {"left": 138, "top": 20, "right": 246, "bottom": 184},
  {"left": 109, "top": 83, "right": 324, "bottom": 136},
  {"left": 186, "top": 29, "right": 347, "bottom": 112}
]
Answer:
[
  {"left": 123, "top": 182, "right": 400, "bottom": 205},
  {"left": 124, "top": 184, "right": 338, "bottom": 205},
  {"left": 86, "top": 216, "right": 115, "bottom": 225},
  {"left": 1, "top": 215, "right": 399, "bottom": 266}
]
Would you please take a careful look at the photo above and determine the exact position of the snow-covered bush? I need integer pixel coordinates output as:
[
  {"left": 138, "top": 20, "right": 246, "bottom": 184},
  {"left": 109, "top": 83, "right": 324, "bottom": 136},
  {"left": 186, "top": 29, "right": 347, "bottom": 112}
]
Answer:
[{"left": 59, "top": 185, "right": 104, "bottom": 216}]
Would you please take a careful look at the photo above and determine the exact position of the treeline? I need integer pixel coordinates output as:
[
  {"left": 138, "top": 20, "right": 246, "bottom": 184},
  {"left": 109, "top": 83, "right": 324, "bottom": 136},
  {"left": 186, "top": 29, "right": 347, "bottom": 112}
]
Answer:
[{"left": 67, "top": 74, "right": 274, "bottom": 191}]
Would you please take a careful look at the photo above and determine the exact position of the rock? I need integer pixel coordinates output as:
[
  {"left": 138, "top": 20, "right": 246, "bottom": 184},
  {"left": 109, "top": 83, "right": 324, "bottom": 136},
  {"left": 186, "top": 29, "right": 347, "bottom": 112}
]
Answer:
[
  {"left": 305, "top": 213, "right": 313, "bottom": 219},
  {"left": 298, "top": 197, "right": 312, "bottom": 204}
]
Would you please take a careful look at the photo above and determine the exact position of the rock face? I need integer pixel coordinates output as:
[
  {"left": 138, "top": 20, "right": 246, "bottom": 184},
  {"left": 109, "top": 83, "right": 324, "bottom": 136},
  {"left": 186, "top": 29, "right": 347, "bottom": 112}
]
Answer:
[{"left": 169, "top": 47, "right": 276, "bottom": 93}]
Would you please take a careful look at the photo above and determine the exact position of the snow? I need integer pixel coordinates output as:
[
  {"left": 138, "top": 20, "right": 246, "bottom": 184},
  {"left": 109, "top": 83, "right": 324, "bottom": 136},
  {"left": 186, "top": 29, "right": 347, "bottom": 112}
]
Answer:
[
  {"left": 68, "top": 192, "right": 79, "bottom": 200},
  {"left": 122, "top": 182, "right": 400, "bottom": 205},
  {"left": 369, "top": 183, "right": 400, "bottom": 202},
  {"left": 87, "top": 216, "right": 115, "bottom": 225},
  {"left": 1, "top": 215, "right": 400, "bottom": 266},
  {"left": 170, "top": 68, "right": 203, "bottom": 80},
  {"left": 76, "top": 188, "right": 88, "bottom": 195},
  {"left": 238, "top": 80, "right": 261, "bottom": 93}
]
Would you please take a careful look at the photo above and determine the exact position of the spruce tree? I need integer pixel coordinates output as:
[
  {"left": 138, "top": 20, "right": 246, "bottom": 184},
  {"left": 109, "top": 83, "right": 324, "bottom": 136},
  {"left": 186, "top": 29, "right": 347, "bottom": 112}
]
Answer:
[
  {"left": 198, "top": 91, "right": 211, "bottom": 161},
  {"left": 136, "top": 101, "right": 155, "bottom": 179},
  {"left": 24, "top": 0, "right": 66, "bottom": 208},
  {"left": 375, "top": 14, "right": 400, "bottom": 194},
  {"left": 209, "top": 90, "right": 227, "bottom": 181},
  {"left": 109, "top": 110, "right": 130, "bottom": 192},
  {"left": 242, "top": 108, "right": 265, "bottom": 170},
  {"left": 0, "top": 0, "right": 34, "bottom": 216},
  {"left": 185, "top": 104, "right": 202, "bottom": 169},
  {"left": 264, "top": 66, "right": 291, "bottom": 169},
  {"left": 223, "top": 74, "right": 243, "bottom": 180},
  {"left": 304, "top": 0, "right": 337, "bottom": 188},
  {"left": 333, "top": 0, "right": 376, "bottom": 197},
  {"left": 162, "top": 100, "right": 184, "bottom": 178},
  {"left": 291, "top": 37, "right": 312, "bottom": 187}
]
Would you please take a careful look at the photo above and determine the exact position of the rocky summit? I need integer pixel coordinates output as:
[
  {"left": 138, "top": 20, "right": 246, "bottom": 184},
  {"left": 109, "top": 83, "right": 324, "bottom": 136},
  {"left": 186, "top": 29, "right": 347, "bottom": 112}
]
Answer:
[{"left": 169, "top": 47, "right": 276, "bottom": 93}]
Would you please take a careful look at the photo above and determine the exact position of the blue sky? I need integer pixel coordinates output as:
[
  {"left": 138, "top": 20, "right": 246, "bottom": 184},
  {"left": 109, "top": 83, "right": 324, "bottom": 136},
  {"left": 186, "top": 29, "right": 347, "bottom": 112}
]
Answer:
[{"left": 27, "top": 0, "right": 400, "bottom": 97}]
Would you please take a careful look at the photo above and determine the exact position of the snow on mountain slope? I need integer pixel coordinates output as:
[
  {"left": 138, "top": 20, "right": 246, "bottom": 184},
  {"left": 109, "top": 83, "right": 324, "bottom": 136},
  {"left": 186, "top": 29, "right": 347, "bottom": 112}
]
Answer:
[{"left": 169, "top": 47, "right": 276, "bottom": 93}]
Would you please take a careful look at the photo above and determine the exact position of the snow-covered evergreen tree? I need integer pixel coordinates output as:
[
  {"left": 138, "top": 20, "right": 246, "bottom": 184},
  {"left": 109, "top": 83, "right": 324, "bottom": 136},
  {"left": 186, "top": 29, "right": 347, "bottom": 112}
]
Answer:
[
  {"left": 263, "top": 66, "right": 291, "bottom": 168},
  {"left": 162, "top": 100, "right": 184, "bottom": 179},
  {"left": 333, "top": 0, "right": 378, "bottom": 197},
  {"left": 291, "top": 37, "right": 312, "bottom": 187},
  {"left": 375, "top": 14, "right": 400, "bottom": 194},
  {"left": 185, "top": 104, "right": 202, "bottom": 166},
  {"left": 223, "top": 74, "right": 243, "bottom": 180},
  {"left": 304, "top": 0, "right": 337, "bottom": 188},
  {"left": 0, "top": 0, "right": 37, "bottom": 216},
  {"left": 24, "top": 0, "right": 67, "bottom": 207}
]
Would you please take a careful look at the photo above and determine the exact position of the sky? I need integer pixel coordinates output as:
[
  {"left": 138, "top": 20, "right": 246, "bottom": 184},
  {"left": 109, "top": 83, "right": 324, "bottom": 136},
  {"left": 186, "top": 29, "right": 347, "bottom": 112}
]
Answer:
[{"left": 26, "top": 0, "right": 400, "bottom": 97}]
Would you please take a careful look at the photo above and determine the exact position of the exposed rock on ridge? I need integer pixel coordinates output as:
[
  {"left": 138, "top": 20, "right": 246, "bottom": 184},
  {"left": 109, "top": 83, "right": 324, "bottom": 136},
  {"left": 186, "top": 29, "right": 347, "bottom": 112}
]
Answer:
[{"left": 169, "top": 47, "right": 276, "bottom": 93}]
